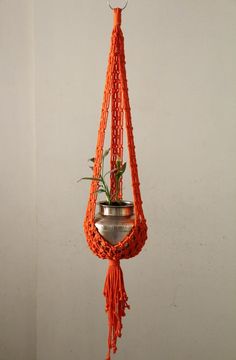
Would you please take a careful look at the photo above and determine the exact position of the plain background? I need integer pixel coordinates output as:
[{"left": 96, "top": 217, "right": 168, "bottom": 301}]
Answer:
[{"left": 0, "top": 0, "right": 236, "bottom": 359}]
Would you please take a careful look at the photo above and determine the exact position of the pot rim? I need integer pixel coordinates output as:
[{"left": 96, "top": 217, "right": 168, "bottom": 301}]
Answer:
[
  {"left": 97, "top": 200, "right": 134, "bottom": 217},
  {"left": 98, "top": 200, "right": 133, "bottom": 208}
]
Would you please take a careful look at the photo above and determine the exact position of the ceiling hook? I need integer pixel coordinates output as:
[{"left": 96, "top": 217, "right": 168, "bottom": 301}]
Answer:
[{"left": 107, "top": 0, "right": 128, "bottom": 11}]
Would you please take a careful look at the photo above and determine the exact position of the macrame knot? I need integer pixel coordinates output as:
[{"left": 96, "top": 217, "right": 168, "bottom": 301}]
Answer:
[
  {"left": 113, "top": 8, "right": 121, "bottom": 27},
  {"left": 109, "top": 259, "right": 120, "bottom": 267}
]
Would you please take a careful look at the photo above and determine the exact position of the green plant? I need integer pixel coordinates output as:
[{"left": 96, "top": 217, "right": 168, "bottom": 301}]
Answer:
[{"left": 78, "top": 148, "right": 126, "bottom": 205}]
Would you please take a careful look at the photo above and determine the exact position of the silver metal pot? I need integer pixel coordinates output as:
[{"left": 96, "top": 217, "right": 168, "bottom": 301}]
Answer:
[{"left": 95, "top": 201, "right": 135, "bottom": 245}]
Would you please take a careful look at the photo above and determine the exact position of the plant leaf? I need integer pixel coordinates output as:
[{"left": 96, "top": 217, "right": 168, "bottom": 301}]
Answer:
[
  {"left": 103, "top": 148, "right": 110, "bottom": 159},
  {"left": 77, "top": 176, "right": 101, "bottom": 183},
  {"left": 115, "top": 163, "right": 126, "bottom": 176},
  {"left": 104, "top": 168, "right": 117, "bottom": 177},
  {"left": 116, "top": 158, "right": 122, "bottom": 169},
  {"left": 115, "top": 173, "right": 122, "bottom": 182},
  {"left": 94, "top": 189, "right": 106, "bottom": 194},
  {"left": 121, "top": 162, "right": 126, "bottom": 173},
  {"left": 88, "top": 157, "right": 95, "bottom": 162},
  {"left": 115, "top": 162, "right": 126, "bottom": 182}
]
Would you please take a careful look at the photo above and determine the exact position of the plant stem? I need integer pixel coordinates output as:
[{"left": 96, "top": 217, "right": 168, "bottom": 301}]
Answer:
[{"left": 101, "top": 177, "right": 111, "bottom": 204}]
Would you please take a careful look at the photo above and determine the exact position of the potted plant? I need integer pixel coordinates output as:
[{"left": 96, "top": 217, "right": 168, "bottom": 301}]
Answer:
[{"left": 78, "top": 149, "right": 134, "bottom": 245}]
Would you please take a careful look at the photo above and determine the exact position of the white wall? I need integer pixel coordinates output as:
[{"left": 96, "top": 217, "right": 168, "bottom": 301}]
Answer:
[
  {"left": 35, "top": 1, "right": 236, "bottom": 359},
  {"left": 1, "top": 1, "right": 236, "bottom": 360},
  {"left": 0, "top": 1, "right": 36, "bottom": 360}
]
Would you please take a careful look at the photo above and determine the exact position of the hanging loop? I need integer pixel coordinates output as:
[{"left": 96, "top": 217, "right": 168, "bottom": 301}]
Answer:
[{"left": 107, "top": 0, "right": 128, "bottom": 10}]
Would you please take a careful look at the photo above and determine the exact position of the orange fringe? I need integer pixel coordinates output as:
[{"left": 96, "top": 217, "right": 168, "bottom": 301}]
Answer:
[{"left": 104, "top": 260, "right": 130, "bottom": 360}]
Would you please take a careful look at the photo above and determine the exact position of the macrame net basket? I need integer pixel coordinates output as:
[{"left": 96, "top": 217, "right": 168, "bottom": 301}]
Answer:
[{"left": 83, "top": 8, "right": 148, "bottom": 360}]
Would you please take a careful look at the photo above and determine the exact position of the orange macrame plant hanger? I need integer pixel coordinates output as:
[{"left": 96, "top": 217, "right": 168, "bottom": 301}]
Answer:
[{"left": 84, "top": 8, "right": 147, "bottom": 360}]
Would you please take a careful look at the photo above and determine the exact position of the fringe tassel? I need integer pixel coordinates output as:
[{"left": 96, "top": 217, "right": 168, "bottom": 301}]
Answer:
[{"left": 103, "top": 259, "right": 130, "bottom": 360}]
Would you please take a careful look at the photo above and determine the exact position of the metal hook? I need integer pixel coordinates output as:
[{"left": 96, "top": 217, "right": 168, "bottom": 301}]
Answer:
[{"left": 107, "top": 0, "right": 128, "bottom": 11}]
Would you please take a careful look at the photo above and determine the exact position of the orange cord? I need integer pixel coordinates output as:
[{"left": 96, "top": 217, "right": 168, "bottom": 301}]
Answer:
[{"left": 84, "top": 8, "right": 147, "bottom": 359}]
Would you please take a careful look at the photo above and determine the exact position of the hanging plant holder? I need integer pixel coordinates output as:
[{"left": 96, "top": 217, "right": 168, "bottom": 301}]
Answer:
[{"left": 83, "top": 4, "right": 148, "bottom": 360}]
